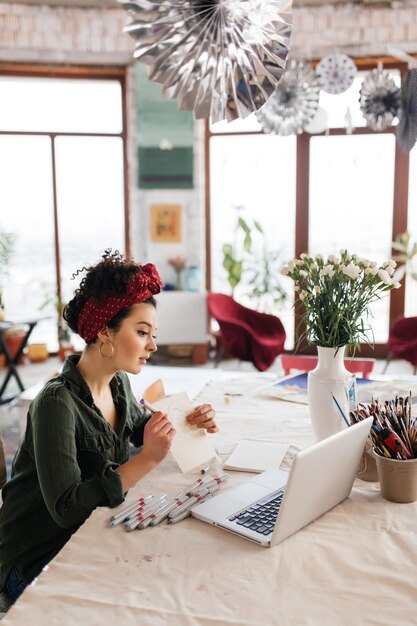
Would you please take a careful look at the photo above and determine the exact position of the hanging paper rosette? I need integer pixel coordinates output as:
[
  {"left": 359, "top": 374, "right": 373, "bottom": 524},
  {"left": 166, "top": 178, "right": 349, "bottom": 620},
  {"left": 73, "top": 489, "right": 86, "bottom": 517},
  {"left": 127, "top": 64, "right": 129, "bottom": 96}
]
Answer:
[
  {"left": 316, "top": 53, "right": 357, "bottom": 95},
  {"left": 359, "top": 68, "right": 401, "bottom": 131},
  {"left": 304, "top": 106, "right": 328, "bottom": 134},
  {"left": 397, "top": 69, "right": 417, "bottom": 153},
  {"left": 255, "top": 59, "right": 320, "bottom": 135},
  {"left": 119, "top": 0, "right": 292, "bottom": 123}
]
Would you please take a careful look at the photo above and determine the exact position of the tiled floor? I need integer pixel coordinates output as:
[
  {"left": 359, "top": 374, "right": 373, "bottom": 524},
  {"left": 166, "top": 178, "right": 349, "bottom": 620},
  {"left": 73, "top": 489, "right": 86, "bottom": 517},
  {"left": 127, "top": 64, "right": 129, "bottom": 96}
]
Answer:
[{"left": 0, "top": 353, "right": 414, "bottom": 479}]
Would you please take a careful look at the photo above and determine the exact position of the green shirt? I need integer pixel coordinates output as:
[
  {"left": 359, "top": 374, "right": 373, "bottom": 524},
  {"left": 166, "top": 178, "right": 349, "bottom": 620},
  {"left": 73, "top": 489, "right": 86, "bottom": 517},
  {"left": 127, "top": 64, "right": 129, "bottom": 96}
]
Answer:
[{"left": 0, "top": 355, "right": 150, "bottom": 589}]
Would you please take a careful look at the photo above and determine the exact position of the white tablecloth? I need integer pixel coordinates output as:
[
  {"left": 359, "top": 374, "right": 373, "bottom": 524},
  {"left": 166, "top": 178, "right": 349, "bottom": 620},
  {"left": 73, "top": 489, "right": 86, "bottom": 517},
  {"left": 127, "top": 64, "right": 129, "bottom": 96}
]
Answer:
[{"left": 4, "top": 376, "right": 417, "bottom": 626}]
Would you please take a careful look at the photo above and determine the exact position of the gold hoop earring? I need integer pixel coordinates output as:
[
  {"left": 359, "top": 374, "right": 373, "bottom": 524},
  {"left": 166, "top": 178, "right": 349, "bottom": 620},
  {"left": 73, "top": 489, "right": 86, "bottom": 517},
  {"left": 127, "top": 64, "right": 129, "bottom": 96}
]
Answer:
[{"left": 99, "top": 341, "right": 114, "bottom": 360}]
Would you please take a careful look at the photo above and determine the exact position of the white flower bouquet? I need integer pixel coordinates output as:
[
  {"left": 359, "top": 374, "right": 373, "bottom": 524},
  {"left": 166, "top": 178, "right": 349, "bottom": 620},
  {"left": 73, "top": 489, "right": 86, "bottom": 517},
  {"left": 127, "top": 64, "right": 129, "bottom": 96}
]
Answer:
[{"left": 281, "top": 249, "right": 401, "bottom": 350}]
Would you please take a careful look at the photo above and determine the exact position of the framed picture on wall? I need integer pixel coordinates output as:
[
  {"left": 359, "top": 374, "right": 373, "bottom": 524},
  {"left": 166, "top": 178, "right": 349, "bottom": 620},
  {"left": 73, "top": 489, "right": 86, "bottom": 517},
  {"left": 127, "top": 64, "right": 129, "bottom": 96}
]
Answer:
[{"left": 150, "top": 204, "right": 182, "bottom": 242}]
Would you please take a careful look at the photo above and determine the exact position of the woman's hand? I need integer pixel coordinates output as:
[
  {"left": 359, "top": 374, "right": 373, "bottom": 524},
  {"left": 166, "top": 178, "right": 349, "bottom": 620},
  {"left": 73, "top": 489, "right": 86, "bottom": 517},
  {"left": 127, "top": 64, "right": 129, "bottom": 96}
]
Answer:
[
  {"left": 142, "top": 411, "right": 176, "bottom": 465},
  {"left": 186, "top": 404, "right": 219, "bottom": 433},
  {"left": 117, "top": 412, "right": 175, "bottom": 491}
]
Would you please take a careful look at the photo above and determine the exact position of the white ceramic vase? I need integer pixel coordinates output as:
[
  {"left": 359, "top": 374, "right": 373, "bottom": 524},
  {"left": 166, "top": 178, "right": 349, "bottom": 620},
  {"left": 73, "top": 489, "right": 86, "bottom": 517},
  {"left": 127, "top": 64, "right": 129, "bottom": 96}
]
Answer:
[{"left": 308, "top": 346, "right": 356, "bottom": 441}]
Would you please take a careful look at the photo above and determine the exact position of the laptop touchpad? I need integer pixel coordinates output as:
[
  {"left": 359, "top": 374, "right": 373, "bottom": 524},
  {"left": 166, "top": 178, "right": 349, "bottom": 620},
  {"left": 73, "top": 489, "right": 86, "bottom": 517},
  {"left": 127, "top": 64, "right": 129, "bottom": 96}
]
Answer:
[{"left": 230, "top": 483, "right": 272, "bottom": 507}]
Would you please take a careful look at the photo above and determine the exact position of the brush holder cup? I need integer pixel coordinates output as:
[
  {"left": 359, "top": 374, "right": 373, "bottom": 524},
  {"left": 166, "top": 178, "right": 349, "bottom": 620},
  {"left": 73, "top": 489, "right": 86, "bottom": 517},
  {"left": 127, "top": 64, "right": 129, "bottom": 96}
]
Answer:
[{"left": 373, "top": 452, "right": 417, "bottom": 503}]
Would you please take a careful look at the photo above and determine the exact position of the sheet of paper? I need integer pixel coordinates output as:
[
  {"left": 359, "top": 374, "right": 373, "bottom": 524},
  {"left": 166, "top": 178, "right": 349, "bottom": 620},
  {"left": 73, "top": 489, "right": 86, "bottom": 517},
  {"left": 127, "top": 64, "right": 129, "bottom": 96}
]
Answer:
[
  {"left": 153, "top": 391, "right": 217, "bottom": 473},
  {"left": 357, "top": 379, "right": 417, "bottom": 406},
  {"left": 223, "top": 437, "right": 289, "bottom": 473},
  {"left": 259, "top": 373, "right": 309, "bottom": 405},
  {"left": 259, "top": 374, "right": 386, "bottom": 406}
]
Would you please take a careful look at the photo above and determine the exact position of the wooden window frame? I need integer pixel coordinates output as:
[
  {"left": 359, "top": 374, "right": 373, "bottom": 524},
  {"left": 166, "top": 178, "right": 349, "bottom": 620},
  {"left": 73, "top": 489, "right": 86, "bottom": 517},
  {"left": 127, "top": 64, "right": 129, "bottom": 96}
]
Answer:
[
  {"left": 205, "top": 58, "right": 410, "bottom": 357},
  {"left": 0, "top": 63, "right": 130, "bottom": 318}
]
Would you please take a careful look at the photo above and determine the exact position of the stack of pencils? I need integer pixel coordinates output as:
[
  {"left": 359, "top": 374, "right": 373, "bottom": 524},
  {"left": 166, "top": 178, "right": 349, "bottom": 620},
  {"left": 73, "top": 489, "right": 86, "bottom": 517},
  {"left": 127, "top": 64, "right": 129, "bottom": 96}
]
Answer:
[
  {"left": 350, "top": 393, "right": 417, "bottom": 460},
  {"left": 108, "top": 473, "right": 229, "bottom": 530}
]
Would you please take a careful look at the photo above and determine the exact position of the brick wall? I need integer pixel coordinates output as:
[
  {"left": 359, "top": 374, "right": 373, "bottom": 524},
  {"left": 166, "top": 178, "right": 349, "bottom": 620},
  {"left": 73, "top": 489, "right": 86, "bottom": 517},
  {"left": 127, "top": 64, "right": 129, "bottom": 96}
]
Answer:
[
  {"left": 1, "top": 2, "right": 417, "bottom": 62},
  {"left": 0, "top": 3, "right": 131, "bottom": 62},
  {"left": 292, "top": 2, "right": 417, "bottom": 57}
]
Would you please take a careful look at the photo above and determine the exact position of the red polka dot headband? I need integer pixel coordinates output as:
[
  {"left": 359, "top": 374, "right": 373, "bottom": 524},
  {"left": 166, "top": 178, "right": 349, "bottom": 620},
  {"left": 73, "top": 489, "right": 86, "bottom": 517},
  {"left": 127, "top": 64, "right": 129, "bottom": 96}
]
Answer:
[{"left": 77, "top": 263, "right": 163, "bottom": 343}]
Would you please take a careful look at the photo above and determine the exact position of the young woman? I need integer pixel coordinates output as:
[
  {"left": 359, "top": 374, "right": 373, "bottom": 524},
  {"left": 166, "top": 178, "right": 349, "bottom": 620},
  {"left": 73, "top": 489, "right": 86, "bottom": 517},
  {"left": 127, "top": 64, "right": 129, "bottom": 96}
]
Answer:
[{"left": 0, "top": 250, "right": 218, "bottom": 610}]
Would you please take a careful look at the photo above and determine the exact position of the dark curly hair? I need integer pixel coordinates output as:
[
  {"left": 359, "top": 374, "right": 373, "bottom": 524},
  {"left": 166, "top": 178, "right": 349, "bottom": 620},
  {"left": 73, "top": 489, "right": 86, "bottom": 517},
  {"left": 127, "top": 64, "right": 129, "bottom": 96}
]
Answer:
[{"left": 63, "top": 249, "right": 156, "bottom": 344}]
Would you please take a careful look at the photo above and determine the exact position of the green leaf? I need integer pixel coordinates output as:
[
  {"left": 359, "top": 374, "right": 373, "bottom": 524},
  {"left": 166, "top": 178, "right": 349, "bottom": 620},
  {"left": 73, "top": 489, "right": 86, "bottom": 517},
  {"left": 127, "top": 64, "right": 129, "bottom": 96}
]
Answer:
[
  {"left": 243, "top": 232, "right": 251, "bottom": 252},
  {"left": 238, "top": 217, "right": 250, "bottom": 234},
  {"left": 230, "top": 261, "right": 242, "bottom": 280}
]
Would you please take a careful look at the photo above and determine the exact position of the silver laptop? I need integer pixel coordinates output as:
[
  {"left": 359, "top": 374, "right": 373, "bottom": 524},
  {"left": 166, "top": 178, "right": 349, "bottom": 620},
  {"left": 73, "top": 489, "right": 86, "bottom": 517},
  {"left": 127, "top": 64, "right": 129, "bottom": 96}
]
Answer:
[{"left": 191, "top": 418, "right": 373, "bottom": 547}]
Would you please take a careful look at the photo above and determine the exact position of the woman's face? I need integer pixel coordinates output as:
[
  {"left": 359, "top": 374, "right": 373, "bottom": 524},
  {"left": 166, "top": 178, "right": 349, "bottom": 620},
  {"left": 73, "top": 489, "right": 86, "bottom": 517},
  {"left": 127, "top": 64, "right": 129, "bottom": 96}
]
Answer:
[{"left": 109, "top": 302, "right": 157, "bottom": 374}]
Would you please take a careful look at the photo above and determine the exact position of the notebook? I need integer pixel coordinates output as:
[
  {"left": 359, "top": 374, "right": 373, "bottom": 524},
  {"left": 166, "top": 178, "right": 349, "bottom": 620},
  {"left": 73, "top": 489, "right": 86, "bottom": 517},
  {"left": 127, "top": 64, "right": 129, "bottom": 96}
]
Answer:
[
  {"left": 223, "top": 438, "right": 289, "bottom": 473},
  {"left": 191, "top": 418, "right": 372, "bottom": 548}
]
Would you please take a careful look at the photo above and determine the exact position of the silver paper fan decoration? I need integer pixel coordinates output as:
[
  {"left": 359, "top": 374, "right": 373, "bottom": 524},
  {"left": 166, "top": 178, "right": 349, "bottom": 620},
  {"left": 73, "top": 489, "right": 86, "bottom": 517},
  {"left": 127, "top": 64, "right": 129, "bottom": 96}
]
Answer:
[
  {"left": 255, "top": 59, "right": 320, "bottom": 135},
  {"left": 316, "top": 53, "right": 357, "bottom": 95},
  {"left": 120, "top": 0, "right": 292, "bottom": 123},
  {"left": 359, "top": 68, "right": 401, "bottom": 131},
  {"left": 397, "top": 69, "right": 417, "bottom": 153}
]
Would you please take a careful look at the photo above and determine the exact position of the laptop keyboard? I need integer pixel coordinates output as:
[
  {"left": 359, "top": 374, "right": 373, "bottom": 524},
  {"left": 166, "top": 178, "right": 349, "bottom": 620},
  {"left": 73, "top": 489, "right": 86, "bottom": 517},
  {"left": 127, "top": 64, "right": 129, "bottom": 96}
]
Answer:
[{"left": 227, "top": 489, "right": 285, "bottom": 536}]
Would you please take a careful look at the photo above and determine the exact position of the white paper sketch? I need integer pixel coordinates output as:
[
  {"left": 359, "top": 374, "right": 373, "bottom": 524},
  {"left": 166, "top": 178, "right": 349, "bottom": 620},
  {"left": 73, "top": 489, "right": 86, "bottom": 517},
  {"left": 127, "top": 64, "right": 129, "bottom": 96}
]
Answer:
[{"left": 153, "top": 391, "right": 217, "bottom": 473}]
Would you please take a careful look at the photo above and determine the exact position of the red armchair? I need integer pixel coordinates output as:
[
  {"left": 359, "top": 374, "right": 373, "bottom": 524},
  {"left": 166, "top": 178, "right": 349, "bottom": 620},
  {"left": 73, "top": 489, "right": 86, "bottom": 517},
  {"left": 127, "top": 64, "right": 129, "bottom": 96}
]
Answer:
[
  {"left": 384, "top": 315, "right": 417, "bottom": 374},
  {"left": 207, "top": 293, "right": 286, "bottom": 371}
]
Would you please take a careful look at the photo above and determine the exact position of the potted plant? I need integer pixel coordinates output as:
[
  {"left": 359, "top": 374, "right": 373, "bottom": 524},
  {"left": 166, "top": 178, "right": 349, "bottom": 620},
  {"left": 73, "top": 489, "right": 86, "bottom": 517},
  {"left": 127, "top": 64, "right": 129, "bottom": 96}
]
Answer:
[
  {"left": 27, "top": 342, "right": 49, "bottom": 363},
  {"left": 40, "top": 287, "right": 75, "bottom": 361},
  {"left": 244, "top": 242, "right": 288, "bottom": 313},
  {"left": 3, "top": 324, "right": 29, "bottom": 365},
  {"left": 222, "top": 205, "right": 288, "bottom": 312},
  {"left": 281, "top": 250, "right": 401, "bottom": 440},
  {"left": 167, "top": 256, "right": 187, "bottom": 290},
  {"left": 222, "top": 206, "right": 256, "bottom": 294}
]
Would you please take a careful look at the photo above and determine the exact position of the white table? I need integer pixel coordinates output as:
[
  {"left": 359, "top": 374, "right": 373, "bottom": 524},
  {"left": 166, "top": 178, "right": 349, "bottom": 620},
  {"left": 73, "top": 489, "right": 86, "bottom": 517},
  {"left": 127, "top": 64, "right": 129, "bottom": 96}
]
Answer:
[{"left": 4, "top": 377, "right": 417, "bottom": 626}]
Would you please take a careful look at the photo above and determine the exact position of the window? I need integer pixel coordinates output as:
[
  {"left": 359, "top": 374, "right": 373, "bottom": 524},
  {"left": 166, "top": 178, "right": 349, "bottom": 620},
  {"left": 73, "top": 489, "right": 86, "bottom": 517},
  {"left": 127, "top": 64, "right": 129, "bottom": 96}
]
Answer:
[
  {"left": 0, "top": 135, "right": 55, "bottom": 345},
  {"left": 206, "top": 62, "right": 410, "bottom": 356},
  {"left": 209, "top": 117, "right": 296, "bottom": 347},
  {"left": 309, "top": 133, "right": 396, "bottom": 343},
  {"left": 0, "top": 70, "right": 127, "bottom": 351},
  {"left": 405, "top": 146, "right": 417, "bottom": 317},
  {"left": 55, "top": 135, "right": 125, "bottom": 307},
  {"left": 0, "top": 76, "right": 123, "bottom": 133}
]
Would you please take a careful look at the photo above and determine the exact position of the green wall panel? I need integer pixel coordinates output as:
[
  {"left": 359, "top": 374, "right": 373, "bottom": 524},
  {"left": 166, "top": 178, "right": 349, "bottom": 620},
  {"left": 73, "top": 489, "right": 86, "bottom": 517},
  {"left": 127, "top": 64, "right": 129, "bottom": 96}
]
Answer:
[
  {"left": 135, "top": 63, "right": 194, "bottom": 148},
  {"left": 135, "top": 63, "right": 194, "bottom": 189},
  {"left": 138, "top": 147, "right": 194, "bottom": 189}
]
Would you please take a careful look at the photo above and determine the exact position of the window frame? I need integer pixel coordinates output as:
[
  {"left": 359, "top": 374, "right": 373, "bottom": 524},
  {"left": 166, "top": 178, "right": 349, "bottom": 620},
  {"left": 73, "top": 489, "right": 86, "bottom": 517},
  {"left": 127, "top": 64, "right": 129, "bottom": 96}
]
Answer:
[
  {"left": 205, "top": 58, "right": 410, "bottom": 357},
  {"left": 0, "top": 64, "right": 130, "bottom": 349}
]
